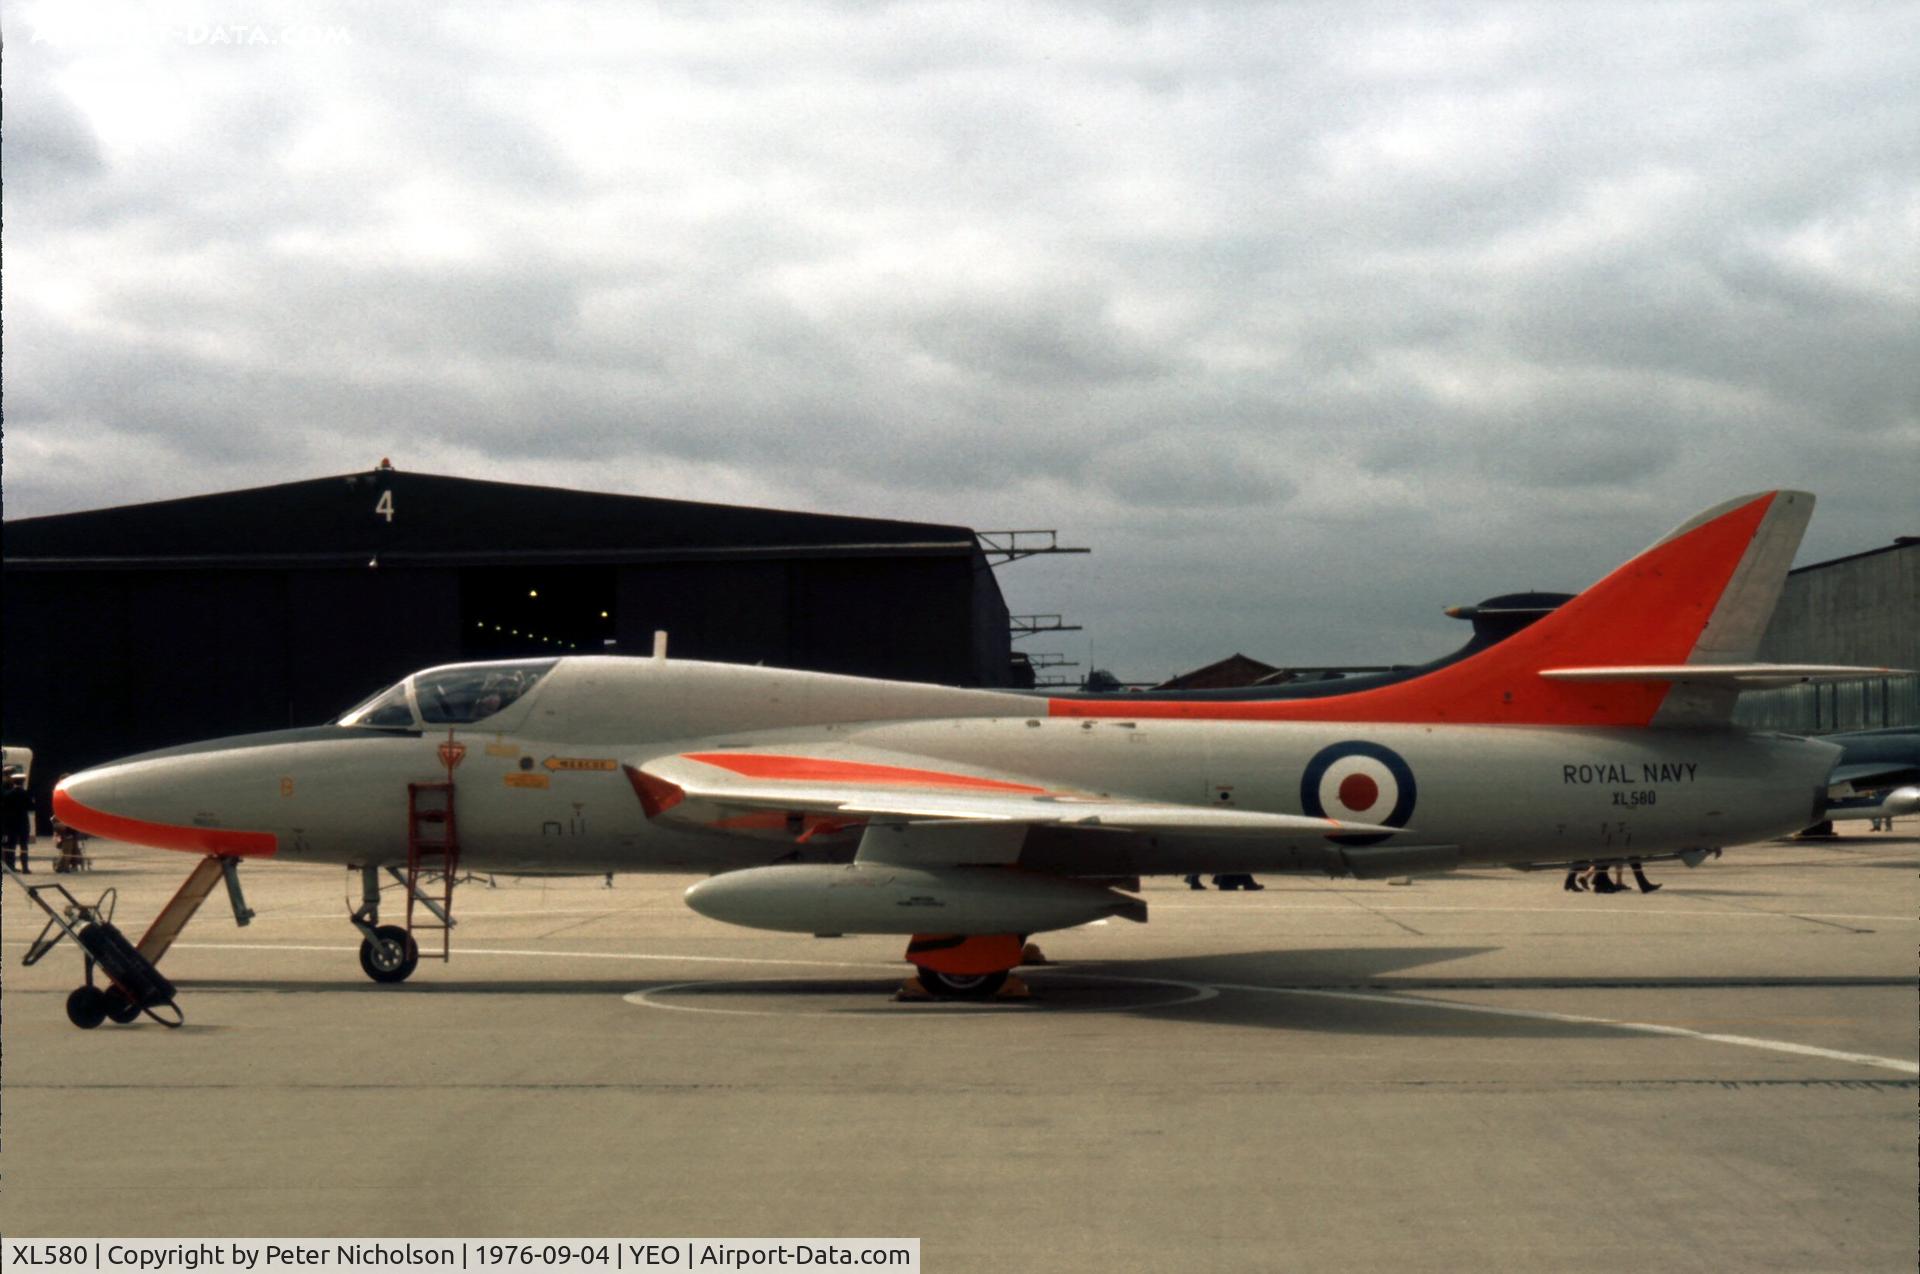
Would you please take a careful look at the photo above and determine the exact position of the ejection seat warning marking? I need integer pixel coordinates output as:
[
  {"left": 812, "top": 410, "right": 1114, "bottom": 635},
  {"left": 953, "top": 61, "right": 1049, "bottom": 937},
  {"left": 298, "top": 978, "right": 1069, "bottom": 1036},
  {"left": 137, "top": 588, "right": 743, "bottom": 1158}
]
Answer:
[
  {"left": 505, "top": 773, "right": 551, "bottom": 790},
  {"left": 545, "top": 756, "right": 619, "bottom": 772}
]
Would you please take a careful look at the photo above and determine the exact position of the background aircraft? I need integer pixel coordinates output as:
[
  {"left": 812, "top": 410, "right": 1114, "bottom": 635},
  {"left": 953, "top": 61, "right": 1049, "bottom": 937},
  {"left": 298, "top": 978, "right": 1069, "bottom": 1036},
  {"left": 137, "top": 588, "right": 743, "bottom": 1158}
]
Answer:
[
  {"left": 48, "top": 490, "right": 1899, "bottom": 999},
  {"left": 1813, "top": 727, "right": 1920, "bottom": 824}
]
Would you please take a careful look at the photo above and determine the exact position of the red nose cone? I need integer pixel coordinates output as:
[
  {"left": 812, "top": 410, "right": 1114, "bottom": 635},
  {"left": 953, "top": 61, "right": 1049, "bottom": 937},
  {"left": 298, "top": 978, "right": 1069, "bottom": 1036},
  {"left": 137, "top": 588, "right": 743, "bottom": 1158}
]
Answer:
[{"left": 54, "top": 771, "right": 277, "bottom": 856}]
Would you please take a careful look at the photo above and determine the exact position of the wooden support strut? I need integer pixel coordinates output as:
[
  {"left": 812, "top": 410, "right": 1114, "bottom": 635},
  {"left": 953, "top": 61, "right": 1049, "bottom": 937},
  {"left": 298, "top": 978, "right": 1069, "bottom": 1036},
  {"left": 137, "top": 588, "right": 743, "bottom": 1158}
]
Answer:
[{"left": 137, "top": 855, "right": 236, "bottom": 963}]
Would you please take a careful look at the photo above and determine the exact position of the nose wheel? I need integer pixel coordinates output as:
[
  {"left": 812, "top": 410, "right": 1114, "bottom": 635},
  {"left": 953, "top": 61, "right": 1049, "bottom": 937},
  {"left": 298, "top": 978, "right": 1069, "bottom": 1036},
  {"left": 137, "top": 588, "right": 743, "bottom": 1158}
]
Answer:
[
  {"left": 350, "top": 864, "right": 436, "bottom": 984},
  {"left": 357, "top": 924, "right": 420, "bottom": 984}
]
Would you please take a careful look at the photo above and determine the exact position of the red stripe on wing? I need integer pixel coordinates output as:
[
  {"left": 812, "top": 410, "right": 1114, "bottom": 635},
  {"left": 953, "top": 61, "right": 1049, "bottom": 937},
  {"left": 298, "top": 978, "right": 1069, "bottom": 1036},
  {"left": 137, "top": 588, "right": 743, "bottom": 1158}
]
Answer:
[{"left": 683, "top": 752, "right": 1049, "bottom": 794}]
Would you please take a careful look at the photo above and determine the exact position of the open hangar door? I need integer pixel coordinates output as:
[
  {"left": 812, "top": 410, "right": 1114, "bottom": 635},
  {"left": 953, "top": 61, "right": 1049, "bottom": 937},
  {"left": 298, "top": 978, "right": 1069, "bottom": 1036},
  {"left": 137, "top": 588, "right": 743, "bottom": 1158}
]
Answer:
[{"left": 460, "top": 566, "right": 618, "bottom": 660}]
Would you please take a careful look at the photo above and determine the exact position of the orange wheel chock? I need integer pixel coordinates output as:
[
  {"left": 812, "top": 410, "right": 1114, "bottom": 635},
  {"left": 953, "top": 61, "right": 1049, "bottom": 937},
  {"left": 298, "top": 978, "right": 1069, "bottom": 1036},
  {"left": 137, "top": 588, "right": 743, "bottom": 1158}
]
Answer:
[{"left": 905, "top": 933, "right": 1025, "bottom": 976}]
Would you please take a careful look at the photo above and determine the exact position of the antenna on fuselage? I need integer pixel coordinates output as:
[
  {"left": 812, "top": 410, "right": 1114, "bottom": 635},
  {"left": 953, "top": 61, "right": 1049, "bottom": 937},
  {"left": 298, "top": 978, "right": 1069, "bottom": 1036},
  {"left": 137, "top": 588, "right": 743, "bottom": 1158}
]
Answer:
[{"left": 652, "top": 630, "right": 669, "bottom": 662}]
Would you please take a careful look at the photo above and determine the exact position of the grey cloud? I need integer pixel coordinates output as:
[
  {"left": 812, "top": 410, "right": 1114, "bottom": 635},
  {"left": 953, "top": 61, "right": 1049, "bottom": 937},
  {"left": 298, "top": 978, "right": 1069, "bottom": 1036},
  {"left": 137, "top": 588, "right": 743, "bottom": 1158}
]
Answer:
[
  {"left": 1086, "top": 431, "right": 1295, "bottom": 509},
  {"left": 897, "top": 288, "right": 1176, "bottom": 386},
  {"left": 0, "top": 50, "right": 107, "bottom": 189},
  {"left": 4, "top": 2, "right": 1915, "bottom": 682}
]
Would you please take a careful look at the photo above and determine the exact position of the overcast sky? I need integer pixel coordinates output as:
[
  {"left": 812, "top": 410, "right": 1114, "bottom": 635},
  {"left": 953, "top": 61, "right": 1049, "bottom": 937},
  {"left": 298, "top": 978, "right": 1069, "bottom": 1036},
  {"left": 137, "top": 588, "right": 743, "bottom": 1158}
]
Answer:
[{"left": 4, "top": 1, "right": 1915, "bottom": 682}]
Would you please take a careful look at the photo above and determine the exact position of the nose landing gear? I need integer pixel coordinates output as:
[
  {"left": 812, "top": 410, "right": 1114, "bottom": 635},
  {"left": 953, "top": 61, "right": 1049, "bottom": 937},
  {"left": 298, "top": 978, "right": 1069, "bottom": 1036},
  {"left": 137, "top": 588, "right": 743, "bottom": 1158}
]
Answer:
[
  {"left": 348, "top": 861, "right": 450, "bottom": 985},
  {"left": 346, "top": 779, "right": 462, "bottom": 984}
]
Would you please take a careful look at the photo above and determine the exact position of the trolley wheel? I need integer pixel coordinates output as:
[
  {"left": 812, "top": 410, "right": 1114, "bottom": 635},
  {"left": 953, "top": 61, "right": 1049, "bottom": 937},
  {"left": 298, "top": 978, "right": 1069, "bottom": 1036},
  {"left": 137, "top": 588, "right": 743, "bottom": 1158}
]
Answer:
[
  {"left": 358, "top": 925, "right": 420, "bottom": 984},
  {"left": 103, "top": 985, "right": 142, "bottom": 1025},
  {"left": 66, "top": 985, "right": 108, "bottom": 1030},
  {"left": 915, "top": 968, "right": 1010, "bottom": 1000}
]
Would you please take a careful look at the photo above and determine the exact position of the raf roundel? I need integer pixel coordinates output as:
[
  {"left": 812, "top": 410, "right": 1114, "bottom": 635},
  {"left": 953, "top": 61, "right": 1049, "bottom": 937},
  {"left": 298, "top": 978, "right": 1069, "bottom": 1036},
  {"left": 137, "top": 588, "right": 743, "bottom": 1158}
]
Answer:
[{"left": 1299, "top": 741, "right": 1417, "bottom": 846}]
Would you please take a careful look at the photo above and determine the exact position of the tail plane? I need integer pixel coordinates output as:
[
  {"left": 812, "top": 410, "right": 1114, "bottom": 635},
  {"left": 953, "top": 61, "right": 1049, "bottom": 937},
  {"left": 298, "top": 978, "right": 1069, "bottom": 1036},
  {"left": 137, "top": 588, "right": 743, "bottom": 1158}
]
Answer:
[{"left": 1053, "top": 489, "right": 1899, "bottom": 728}]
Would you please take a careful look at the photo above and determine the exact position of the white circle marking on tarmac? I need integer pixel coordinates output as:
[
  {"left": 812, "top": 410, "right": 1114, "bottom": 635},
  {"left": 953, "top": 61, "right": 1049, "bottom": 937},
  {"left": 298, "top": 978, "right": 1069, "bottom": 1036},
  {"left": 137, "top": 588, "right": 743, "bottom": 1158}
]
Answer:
[
  {"left": 1210, "top": 983, "right": 1920, "bottom": 1076},
  {"left": 624, "top": 973, "right": 1220, "bottom": 1017},
  {"left": 18, "top": 937, "right": 1910, "bottom": 1073}
]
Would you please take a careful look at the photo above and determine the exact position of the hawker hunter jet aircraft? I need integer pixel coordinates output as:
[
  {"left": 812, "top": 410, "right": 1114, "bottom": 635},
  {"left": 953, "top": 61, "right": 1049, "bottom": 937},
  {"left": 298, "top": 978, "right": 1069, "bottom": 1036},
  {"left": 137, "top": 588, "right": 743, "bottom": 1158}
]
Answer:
[{"left": 50, "top": 490, "right": 1902, "bottom": 998}]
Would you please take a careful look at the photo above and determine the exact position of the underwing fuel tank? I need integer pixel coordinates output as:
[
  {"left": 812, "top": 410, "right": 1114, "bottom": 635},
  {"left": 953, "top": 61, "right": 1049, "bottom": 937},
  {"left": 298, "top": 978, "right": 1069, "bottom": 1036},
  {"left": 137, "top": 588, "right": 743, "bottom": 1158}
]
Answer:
[
  {"left": 1826, "top": 784, "right": 1920, "bottom": 822},
  {"left": 684, "top": 863, "right": 1149, "bottom": 935}
]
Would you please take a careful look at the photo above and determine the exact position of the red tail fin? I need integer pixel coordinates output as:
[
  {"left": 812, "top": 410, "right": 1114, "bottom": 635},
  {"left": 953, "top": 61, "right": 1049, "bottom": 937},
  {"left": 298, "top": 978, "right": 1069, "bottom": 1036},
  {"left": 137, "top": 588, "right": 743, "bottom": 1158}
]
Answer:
[{"left": 1050, "top": 491, "right": 1811, "bottom": 727}]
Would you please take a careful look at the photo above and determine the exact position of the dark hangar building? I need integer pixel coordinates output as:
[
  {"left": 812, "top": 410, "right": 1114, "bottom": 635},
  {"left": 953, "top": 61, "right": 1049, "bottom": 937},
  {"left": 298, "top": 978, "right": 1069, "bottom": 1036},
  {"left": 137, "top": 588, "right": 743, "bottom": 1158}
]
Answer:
[
  {"left": 3, "top": 466, "right": 1019, "bottom": 800},
  {"left": 1737, "top": 536, "right": 1920, "bottom": 733}
]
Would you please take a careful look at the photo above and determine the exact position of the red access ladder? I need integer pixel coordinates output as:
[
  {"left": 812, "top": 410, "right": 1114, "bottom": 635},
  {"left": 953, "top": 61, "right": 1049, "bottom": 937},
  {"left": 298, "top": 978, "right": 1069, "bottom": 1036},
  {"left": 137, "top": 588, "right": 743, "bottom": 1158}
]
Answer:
[{"left": 406, "top": 782, "right": 458, "bottom": 961}]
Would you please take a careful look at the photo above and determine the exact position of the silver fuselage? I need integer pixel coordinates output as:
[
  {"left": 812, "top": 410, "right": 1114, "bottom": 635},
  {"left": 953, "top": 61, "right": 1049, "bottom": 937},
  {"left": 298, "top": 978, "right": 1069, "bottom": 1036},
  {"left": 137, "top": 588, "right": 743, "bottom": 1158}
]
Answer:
[{"left": 59, "top": 656, "right": 1836, "bottom": 877}]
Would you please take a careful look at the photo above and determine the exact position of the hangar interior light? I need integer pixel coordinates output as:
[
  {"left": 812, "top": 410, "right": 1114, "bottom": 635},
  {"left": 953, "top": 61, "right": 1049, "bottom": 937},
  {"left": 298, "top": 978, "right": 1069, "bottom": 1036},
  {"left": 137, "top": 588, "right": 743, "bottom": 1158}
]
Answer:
[{"left": 462, "top": 566, "right": 615, "bottom": 660}]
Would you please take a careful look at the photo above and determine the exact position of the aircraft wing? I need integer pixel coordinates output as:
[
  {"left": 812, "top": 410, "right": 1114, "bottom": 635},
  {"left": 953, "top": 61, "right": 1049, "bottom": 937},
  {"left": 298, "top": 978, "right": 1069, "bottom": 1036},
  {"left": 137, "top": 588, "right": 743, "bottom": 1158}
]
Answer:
[
  {"left": 627, "top": 746, "right": 1392, "bottom": 848},
  {"left": 1829, "top": 761, "right": 1920, "bottom": 794}
]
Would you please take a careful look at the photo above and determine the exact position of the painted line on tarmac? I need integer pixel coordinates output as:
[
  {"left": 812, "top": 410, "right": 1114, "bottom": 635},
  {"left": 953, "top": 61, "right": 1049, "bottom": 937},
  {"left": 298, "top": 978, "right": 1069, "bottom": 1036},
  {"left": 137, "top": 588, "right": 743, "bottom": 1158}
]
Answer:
[
  {"left": 449, "top": 944, "right": 900, "bottom": 970},
  {"left": 0, "top": 938, "right": 902, "bottom": 972},
  {"left": 271, "top": 909, "right": 687, "bottom": 920},
  {"left": 1148, "top": 903, "right": 1917, "bottom": 922},
  {"left": 1213, "top": 983, "right": 1920, "bottom": 1076}
]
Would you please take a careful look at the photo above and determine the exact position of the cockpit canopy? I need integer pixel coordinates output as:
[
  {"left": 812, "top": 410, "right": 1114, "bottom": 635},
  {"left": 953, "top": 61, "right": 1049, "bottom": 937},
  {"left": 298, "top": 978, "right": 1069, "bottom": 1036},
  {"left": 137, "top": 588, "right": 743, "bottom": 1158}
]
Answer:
[{"left": 335, "top": 659, "right": 557, "bottom": 729}]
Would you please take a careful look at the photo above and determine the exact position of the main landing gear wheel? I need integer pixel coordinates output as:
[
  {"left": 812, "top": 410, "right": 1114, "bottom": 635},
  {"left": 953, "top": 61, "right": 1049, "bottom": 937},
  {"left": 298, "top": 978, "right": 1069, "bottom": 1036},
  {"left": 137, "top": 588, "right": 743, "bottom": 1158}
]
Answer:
[
  {"left": 66, "top": 985, "right": 108, "bottom": 1030},
  {"left": 915, "top": 968, "right": 1011, "bottom": 1000},
  {"left": 102, "top": 985, "right": 142, "bottom": 1024},
  {"left": 358, "top": 925, "right": 420, "bottom": 984}
]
